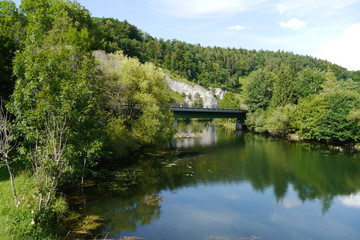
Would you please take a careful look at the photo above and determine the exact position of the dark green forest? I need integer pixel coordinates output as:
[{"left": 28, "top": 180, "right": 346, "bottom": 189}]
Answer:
[{"left": 0, "top": 0, "right": 359, "bottom": 239}]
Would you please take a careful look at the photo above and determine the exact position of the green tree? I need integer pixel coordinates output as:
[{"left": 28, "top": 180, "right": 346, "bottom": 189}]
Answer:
[
  {"left": 265, "top": 104, "right": 297, "bottom": 135},
  {"left": 321, "top": 70, "right": 341, "bottom": 94},
  {"left": 0, "top": 0, "right": 24, "bottom": 99},
  {"left": 296, "top": 91, "right": 360, "bottom": 142},
  {"left": 245, "top": 68, "right": 274, "bottom": 111},
  {"left": 94, "top": 51, "right": 174, "bottom": 157},
  {"left": 348, "top": 109, "right": 360, "bottom": 127},
  {"left": 270, "top": 64, "right": 295, "bottom": 108},
  {"left": 218, "top": 92, "right": 242, "bottom": 109},
  {"left": 192, "top": 93, "right": 203, "bottom": 108},
  {"left": 9, "top": 0, "right": 105, "bottom": 214},
  {"left": 293, "top": 67, "right": 326, "bottom": 100}
]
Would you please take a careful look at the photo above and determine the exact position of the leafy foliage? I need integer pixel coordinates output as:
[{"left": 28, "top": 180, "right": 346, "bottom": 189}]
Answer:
[
  {"left": 297, "top": 91, "right": 360, "bottom": 142},
  {"left": 218, "top": 92, "right": 242, "bottom": 109},
  {"left": 293, "top": 67, "right": 326, "bottom": 100},
  {"left": 244, "top": 68, "right": 274, "bottom": 111},
  {"left": 0, "top": 0, "right": 24, "bottom": 99},
  {"left": 94, "top": 51, "right": 174, "bottom": 158}
]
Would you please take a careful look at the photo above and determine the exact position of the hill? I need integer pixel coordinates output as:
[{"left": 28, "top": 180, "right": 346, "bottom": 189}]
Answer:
[{"left": 91, "top": 17, "right": 360, "bottom": 92}]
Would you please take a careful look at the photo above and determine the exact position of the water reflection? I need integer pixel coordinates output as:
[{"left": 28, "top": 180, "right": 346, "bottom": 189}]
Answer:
[
  {"left": 171, "top": 121, "right": 218, "bottom": 149},
  {"left": 74, "top": 125, "right": 360, "bottom": 239},
  {"left": 339, "top": 192, "right": 360, "bottom": 208}
]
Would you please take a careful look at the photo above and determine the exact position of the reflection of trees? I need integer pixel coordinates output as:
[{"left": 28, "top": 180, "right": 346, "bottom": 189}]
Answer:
[
  {"left": 80, "top": 189, "right": 162, "bottom": 235},
  {"left": 171, "top": 122, "right": 218, "bottom": 149},
  {"left": 162, "top": 133, "right": 360, "bottom": 213},
  {"left": 102, "top": 194, "right": 162, "bottom": 233},
  {"left": 75, "top": 166, "right": 164, "bottom": 236},
  {"left": 79, "top": 132, "right": 360, "bottom": 235}
]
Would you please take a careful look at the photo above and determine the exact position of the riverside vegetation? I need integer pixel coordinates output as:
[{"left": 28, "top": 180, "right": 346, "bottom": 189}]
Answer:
[{"left": 0, "top": 0, "right": 359, "bottom": 239}]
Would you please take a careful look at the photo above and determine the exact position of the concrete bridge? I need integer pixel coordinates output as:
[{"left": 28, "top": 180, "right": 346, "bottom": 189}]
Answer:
[{"left": 171, "top": 107, "right": 247, "bottom": 130}]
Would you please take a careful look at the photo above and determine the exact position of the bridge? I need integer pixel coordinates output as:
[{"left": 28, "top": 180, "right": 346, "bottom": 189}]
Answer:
[{"left": 171, "top": 107, "right": 247, "bottom": 130}]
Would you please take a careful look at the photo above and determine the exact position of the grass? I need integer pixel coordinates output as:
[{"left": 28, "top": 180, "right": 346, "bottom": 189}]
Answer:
[
  {"left": 0, "top": 171, "right": 66, "bottom": 240},
  {"left": 169, "top": 90, "right": 185, "bottom": 103},
  {"left": 0, "top": 172, "right": 38, "bottom": 240},
  {"left": 161, "top": 68, "right": 196, "bottom": 86}
]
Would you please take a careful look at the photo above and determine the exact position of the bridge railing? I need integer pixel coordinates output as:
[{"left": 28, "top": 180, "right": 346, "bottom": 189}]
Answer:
[
  {"left": 170, "top": 102, "right": 246, "bottom": 112},
  {"left": 114, "top": 103, "right": 247, "bottom": 112}
]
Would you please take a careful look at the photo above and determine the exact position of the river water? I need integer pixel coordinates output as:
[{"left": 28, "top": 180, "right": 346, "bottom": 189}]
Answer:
[{"left": 75, "top": 122, "right": 360, "bottom": 240}]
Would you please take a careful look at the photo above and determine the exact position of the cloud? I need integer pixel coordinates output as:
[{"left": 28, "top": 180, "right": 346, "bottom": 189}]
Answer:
[
  {"left": 279, "top": 18, "right": 306, "bottom": 30},
  {"left": 339, "top": 192, "right": 360, "bottom": 208},
  {"left": 317, "top": 23, "right": 360, "bottom": 71},
  {"left": 275, "top": 0, "right": 358, "bottom": 16},
  {"left": 279, "top": 197, "right": 301, "bottom": 209},
  {"left": 150, "top": 0, "right": 267, "bottom": 18},
  {"left": 227, "top": 25, "right": 249, "bottom": 31}
]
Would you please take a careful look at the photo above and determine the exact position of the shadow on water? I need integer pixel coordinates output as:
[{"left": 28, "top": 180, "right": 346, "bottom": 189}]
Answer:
[{"left": 66, "top": 122, "right": 360, "bottom": 239}]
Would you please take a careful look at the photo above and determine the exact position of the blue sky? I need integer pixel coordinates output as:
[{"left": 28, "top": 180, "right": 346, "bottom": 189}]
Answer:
[{"left": 13, "top": 0, "right": 360, "bottom": 70}]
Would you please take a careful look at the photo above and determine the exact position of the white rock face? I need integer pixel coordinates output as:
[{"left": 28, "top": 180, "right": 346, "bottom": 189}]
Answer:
[
  {"left": 212, "top": 87, "right": 226, "bottom": 100},
  {"left": 166, "top": 75, "right": 225, "bottom": 108}
]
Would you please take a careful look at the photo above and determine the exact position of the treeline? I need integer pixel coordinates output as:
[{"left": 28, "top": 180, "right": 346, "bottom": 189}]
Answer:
[
  {"left": 91, "top": 17, "right": 360, "bottom": 91},
  {"left": 243, "top": 66, "right": 360, "bottom": 142}
]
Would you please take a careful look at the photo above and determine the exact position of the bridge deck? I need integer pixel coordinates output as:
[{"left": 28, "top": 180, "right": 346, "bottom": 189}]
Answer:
[{"left": 171, "top": 107, "right": 247, "bottom": 119}]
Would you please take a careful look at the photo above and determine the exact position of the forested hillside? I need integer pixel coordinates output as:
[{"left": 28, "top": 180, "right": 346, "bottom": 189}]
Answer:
[
  {"left": 91, "top": 17, "right": 360, "bottom": 91},
  {"left": 91, "top": 17, "right": 360, "bottom": 143}
]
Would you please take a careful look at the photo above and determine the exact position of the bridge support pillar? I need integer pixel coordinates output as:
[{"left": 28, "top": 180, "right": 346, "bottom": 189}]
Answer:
[
  {"left": 236, "top": 118, "right": 243, "bottom": 130},
  {"left": 173, "top": 120, "right": 178, "bottom": 128}
]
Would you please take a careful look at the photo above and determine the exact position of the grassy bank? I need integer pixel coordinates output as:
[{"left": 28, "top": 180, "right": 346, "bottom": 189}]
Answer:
[{"left": 0, "top": 172, "right": 66, "bottom": 240}]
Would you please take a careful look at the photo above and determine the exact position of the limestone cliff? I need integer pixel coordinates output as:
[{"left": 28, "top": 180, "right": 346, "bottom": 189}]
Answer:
[{"left": 166, "top": 75, "right": 226, "bottom": 108}]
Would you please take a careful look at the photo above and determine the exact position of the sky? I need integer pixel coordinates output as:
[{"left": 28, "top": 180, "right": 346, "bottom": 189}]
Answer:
[{"left": 13, "top": 0, "right": 360, "bottom": 71}]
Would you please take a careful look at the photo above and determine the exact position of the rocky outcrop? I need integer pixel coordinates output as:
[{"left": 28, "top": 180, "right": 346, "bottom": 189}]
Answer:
[{"left": 166, "top": 75, "right": 226, "bottom": 108}]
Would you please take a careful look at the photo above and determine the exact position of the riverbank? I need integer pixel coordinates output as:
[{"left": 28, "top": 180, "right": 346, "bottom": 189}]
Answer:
[
  {"left": 0, "top": 172, "right": 66, "bottom": 240},
  {"left": 187, "top": 119, "right": 360, "bottom": 151}
]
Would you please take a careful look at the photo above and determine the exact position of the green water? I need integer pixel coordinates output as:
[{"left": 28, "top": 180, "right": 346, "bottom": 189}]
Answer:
[{"left": 75, "top": 122, "right": 360, "bottom": 240}]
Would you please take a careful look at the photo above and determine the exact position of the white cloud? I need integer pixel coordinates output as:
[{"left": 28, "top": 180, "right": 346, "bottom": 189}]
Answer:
[
  {"left": 317, "top": 23, "right": 360, "bottom": 71},
  {"left": 151, "top": 0, "right": 267, "bottom": 18},
  {"left": 275, "top": 0, "right": 358, "bottom": 16},
  {"left": 279, "top": 198, "right": 301, "bottom": 209},
  {"left": 227, "top": 25, "right": 249, "bottom": 31},
  {"left": 339, "top": 192, "right": 360, "bottom": 208},
  {"left": 279, "top": 18, "right": 306, "bottom": 30}
]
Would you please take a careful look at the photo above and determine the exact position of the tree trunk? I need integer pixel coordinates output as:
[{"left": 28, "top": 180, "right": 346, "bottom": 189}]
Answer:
[{"left": 5, "top": 158, "right": 19, "bottom": 207}]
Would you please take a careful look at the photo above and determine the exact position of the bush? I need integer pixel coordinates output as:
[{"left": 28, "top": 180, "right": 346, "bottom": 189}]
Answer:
[
  {"left": 296, "top": 91, "right": 360, "bottom": 142},
  {"left": 265, "top": 104, "right": 297, "bottom": 135},
  {"left": 245, "top": 110, "right": 267, "bottom": 133}
]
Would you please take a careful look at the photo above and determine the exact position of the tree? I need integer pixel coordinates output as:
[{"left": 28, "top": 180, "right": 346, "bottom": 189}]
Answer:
[
  {"left": 0, "top": 0, "right": 24, "bottom": 99},
  {"left": 9, "top": 0, "right": 105, "bottom": 185},
  {"left": 320, "top": 70, "right": 341, "bottom": 94},
  {"left": 293, "top": 67, "right": 326, "bottom": 101},
  {"left": 265, "top": 104, "right": 297, "bottom": 135},
  {"left": 245, "top": 68, "right": 274, "bottom": 111},
  {"left": 0, "top": 100, "right": 19, "bottom": 206},
  {"left": 30, "top": 114, "right": 69, "bottom": 212},
  {"left": 218, "top": 92, "right": 242, "bottom": 109},
  {"left": 296, "top": 91, "right": 360, "bottom": 142},
  {"left": 94, "top": 51, "right": 174, "bottom": 157},
  {"left": 348, "top": 109, "right": 360, "bottom": 127},
  {"left": 270, "top": 64, "right": 295, "bottom": 108},
  {"left": 192, "top": 93, "right": 203, "bottom": 108}
]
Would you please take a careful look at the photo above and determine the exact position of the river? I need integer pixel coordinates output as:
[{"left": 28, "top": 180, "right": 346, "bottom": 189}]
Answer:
[{"left": 71, "top": 121, "right": 360, "bottom": 240}]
